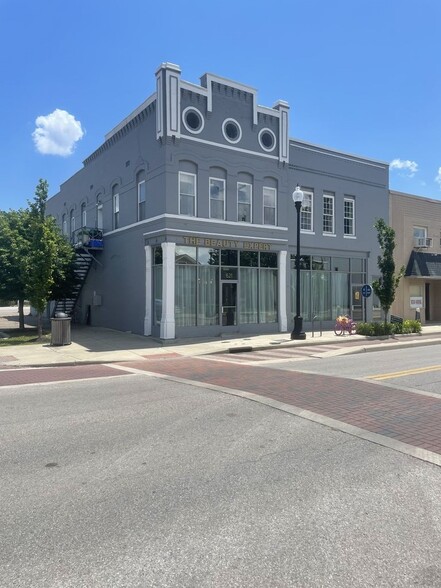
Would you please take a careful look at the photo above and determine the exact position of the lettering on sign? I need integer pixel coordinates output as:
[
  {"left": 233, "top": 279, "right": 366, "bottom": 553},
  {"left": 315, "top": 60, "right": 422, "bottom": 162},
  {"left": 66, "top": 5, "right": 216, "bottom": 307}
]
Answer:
[
  {"left": 410, "top": 296, "right": 423, "bottom": 309},
  {"left": 183, "top": 236, "right": 271, "bottom": 250}
]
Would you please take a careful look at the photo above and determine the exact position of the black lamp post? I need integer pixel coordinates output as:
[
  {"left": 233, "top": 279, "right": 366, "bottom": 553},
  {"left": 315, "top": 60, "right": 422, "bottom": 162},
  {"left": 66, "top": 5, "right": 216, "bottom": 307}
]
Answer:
[{"left": 291, "top": 185, "right": 306, "bottom": 340}]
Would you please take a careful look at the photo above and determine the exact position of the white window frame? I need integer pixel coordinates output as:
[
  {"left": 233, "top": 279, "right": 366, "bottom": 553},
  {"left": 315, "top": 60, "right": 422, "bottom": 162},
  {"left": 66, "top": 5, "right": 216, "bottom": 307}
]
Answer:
[
  {"left": 113, "top": 192, "right": 120, "bottom": 229},
  {"left": 70, "top": 212, "right": 75, "bottom": 237},
  {"left": 209, "top": 177, "right": 226, "bottom": 220},
  {"left": 81, "top": 203, "right": 87, "bottom": 227},
  {"left": 413, "top": 226, "right": 427, "bottom": 240},
  {"left": 138, "top": 180, "right": 146, "bottom": 221},
  {"left": 62, "top": 214, "right": 67, "bottom": 236},
  {"left": 323, "top": 192, "right": 335, "bottom": 235},
  {"left": 263, "top": 186, "right": 277, "bottom": 225},
  {"left": 237, "top": 182, "right": 252, "bottom": 223},
  {"left": 344, "top": 196, "right": 355, "bottom": 237},
  {"left": 179, "top": 171, "right": 197, "bottom": 216},
  {"left": 300, "top": 189, "right": 313, "bottom": 233}
]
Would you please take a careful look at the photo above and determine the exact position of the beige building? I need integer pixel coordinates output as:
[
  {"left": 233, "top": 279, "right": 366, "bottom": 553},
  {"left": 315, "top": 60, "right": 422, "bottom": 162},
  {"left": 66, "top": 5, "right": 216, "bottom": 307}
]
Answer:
[{"left": 390, "top": 190, "right": 441, "bottom": 323}]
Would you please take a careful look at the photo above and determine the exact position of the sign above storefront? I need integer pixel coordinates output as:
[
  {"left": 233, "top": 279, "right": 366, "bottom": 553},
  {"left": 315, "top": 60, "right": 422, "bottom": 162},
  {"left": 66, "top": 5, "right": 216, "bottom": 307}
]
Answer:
[{"left": 182, "top": 236, "right": 271, "bottom": 251}]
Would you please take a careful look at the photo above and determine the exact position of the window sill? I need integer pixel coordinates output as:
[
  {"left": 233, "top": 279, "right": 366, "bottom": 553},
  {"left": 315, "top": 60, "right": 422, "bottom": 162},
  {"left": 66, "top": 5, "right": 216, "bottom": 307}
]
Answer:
[
  {"left": 344, "top": 235, "right": 357, "bottom": 239},
  {"left": 323, "top": 233, "right": 336, "bottom": 237},
  {"left": 300, "top": 230, "right": 315, "bottom": 235}
]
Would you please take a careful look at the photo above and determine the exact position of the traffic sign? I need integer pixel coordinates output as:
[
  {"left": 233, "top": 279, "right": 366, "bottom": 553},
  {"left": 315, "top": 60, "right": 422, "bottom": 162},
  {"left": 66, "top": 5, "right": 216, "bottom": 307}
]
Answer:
[{"left": 361, "top": 284, "right": 372, "bottom": 298}]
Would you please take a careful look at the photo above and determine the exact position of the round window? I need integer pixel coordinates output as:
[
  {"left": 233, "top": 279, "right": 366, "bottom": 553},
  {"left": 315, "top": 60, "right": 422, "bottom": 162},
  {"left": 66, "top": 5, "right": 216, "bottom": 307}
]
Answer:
[
  {"left": 222, "top": 118, "right": 242, "bottom": 144},
  {"left": 258, "top": 128, "right": 276, "bottom": 152},
  {"left": 182, "top": 107, "right": 204, "bottom": 134}
]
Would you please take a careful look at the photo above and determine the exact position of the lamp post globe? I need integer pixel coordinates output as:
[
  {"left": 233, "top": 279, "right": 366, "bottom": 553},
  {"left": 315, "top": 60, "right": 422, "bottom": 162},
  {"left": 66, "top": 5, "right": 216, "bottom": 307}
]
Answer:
[{"left": 291, "top": 185, "right": 306, "bottom": 340}]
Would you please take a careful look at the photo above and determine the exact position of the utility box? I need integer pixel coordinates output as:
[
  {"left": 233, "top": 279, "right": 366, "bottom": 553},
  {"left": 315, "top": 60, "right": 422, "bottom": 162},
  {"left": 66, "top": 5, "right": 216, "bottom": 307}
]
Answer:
[{"left": 50, "top": 314, "right": 72, "bottom": 346}]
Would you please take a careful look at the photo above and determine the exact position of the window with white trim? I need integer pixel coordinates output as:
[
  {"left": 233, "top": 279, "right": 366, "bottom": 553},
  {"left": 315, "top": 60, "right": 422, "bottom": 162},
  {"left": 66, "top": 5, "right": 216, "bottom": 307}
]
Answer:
[
  {"left": 413, "top": 226, "right": 427, "bottom": 240},
  {"left": 300, "top": 189, "right": 313, "bottom": 232},
  {"left": 323, "top": 192, "right": 335, "bottom": 234},
  {"left": 237, "top": 182, "right": 252, "bottom": 222},
  {"left": 70, "top": 210, "right": 75, "bottom": 238},
  {"left": 62, "top": 214, "right": 67, "bottom": 236},
  {"left": 209, "top": 178, "right": 225, "bottom": 220},
  {"left": 179, "top": 172, "right": 196, "bottom": 216},
  {"left": 112, "top": 185, "right": 120, "bottom": 229},
  {"left": 81, "top": 203, "right": 86, "bottom": 227},
  {"left": 263, "top": 187, "right": 277, "bottom": 225},
  {"left": 138, "top": 180, "right": 146, "bottom": 221},
  {"left": 344, "top": 197, "right": 355, "bottom": 236}
]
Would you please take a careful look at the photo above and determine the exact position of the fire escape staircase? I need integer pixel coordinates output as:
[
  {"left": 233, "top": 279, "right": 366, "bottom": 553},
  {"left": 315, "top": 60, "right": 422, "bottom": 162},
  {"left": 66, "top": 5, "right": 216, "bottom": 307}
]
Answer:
[{"left": 53, "top": 228, "right": 104, "bottom": 319}]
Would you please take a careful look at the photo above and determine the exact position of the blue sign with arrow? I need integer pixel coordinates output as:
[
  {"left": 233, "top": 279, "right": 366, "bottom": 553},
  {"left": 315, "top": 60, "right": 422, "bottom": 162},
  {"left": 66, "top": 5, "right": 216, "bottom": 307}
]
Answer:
[{"left": 361, "top": 284, "right": 372, "bottom": 298}]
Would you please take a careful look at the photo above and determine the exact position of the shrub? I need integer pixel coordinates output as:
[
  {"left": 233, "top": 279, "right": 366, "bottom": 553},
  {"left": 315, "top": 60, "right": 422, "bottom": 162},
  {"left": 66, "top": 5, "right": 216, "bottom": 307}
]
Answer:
[{"left": 356, "top": 320, "right": 422, "bottom": 336}]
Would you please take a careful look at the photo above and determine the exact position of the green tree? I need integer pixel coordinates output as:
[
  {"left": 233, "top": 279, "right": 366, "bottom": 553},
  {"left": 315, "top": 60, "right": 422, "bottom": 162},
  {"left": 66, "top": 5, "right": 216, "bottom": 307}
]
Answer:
[
  {"left": 0, "top": 209, "right": 31, "bottom": 328},
  {"left": 26, "top": 179, "right": 76, "bottom": 338},
  {"left": 372, "top": 218, "right": 404, "bottom": 324}
]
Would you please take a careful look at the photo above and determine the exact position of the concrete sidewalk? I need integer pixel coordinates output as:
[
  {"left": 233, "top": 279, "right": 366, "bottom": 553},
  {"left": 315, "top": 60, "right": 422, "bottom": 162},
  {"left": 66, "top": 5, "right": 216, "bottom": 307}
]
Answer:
[{"left": 1, "top": 306, "right": 441, "bottom": 368}]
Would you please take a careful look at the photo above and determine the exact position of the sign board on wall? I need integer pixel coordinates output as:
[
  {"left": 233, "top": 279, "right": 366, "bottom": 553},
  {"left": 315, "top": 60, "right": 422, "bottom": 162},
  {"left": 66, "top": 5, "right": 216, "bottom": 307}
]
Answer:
[{"left": 410, "top": 296, "right": 423, "bottom": 309}]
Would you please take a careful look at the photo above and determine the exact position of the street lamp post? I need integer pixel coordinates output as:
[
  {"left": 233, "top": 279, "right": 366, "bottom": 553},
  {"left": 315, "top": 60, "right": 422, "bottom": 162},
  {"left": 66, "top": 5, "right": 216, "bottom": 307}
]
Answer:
[{"left": 291, "top": 185, "right": 306, "bottom": 340}]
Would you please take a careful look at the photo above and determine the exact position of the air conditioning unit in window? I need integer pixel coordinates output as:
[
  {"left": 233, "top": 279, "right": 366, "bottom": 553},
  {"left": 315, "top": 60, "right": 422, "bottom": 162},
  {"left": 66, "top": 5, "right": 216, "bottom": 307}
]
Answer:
[{"left": 414, "top": 237, "right": 432, "bottom": 248}]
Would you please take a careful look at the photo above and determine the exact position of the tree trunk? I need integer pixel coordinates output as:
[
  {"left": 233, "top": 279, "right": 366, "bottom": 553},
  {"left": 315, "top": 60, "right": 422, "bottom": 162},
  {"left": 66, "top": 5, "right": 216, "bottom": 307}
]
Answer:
[{"left": 18, "top": 299, "right": 25, "bottom": 329}]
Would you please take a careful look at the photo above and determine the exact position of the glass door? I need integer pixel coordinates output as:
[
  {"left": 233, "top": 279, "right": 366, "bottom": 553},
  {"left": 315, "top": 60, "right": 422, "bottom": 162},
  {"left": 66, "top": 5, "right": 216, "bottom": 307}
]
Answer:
[
  {"left": 221, "top": 282, "right": 237, "bottom": 326},
  {"left": 351, "top": 285, "right": 363, "bottom": 321}
]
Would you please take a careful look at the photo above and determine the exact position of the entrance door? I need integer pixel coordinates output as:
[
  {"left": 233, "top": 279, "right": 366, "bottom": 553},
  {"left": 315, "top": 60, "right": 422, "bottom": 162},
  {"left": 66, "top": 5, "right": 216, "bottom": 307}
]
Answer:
[
  {"left": 222, "top": 282, "right": 237, "bottom": 326},
  {"left": 351, "top": 285, "right": 363, "bottom": 321}
]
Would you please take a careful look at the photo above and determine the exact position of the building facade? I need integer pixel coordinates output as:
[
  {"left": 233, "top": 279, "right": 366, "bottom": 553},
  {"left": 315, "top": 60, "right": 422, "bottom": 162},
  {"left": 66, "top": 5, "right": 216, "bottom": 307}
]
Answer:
[
  {"left": 46, "top": 63, "right": 389, "bottom": 339},
  {"left": 390, "top": 190, "right": 441, "bottom": 323}
]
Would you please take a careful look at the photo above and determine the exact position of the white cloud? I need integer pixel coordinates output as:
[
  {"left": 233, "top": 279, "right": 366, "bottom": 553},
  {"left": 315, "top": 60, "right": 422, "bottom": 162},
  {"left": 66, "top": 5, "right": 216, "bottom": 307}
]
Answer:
[
  {"left": 390, "top": 158, "right": 419, "bottom": 177},
  {"left": 32, "top": 109, "right": 84, "bottom": 156},
  {"left": 435, "top": 167, "right": 441, "bottom": 189}
]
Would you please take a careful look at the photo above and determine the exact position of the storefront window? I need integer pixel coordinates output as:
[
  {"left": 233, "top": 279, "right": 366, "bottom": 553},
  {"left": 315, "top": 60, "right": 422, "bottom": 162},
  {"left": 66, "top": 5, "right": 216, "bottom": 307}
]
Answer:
[
  {"left": 259, "top": 269, "right": 278, "bottom": 322},
  {"left": 240, "top": 267, "right": 258, "bottom": 323}
]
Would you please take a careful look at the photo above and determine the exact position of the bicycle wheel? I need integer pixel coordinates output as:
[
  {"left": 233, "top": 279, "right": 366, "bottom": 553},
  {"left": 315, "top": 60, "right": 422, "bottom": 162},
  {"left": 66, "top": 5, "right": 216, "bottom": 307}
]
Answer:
[
  {"left": 349, "top": 322, "right": 357, "bottom": 335},
  {"left": 334, "top": 324, "right": 343, "bottom": 336}
]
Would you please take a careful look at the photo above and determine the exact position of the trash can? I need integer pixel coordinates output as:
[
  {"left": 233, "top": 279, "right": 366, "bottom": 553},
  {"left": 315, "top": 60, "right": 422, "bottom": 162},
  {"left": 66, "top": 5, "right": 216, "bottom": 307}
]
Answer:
[{"left": 51, "top": 313, "right": 72, "bottom": 346}]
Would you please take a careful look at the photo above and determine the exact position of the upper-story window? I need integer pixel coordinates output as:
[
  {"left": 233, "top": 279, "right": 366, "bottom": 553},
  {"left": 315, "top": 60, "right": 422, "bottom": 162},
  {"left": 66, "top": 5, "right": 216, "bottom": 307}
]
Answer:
[
  {"left": 263, "top": 187, "right": 277, "bottom": 225},
  {"left": 81, "top": 203, "right": 87, "bottom": 227},
  {"left": 301, "top": 189, "right": 313, "bottom": 232},
  {"left": 237, "top": 182, "right": 252, "bottom": 222},
  {"left": 70, "top": 210, "right": 75, "bottom": 238},
  {"left": 209, "top": 178, "right": 225, "bottom": 220},
  {"left": 344, "top": 197, "right": 355, "bottom": 236},
  {"left": 96, "top": 195, "right": 103, "bottom": 230},
  {"left": 137, "top": 171, "right": 146, "bottom": 221},
  {"left": 323, "top": 192, "right": 335, "bottom": 235},
  {"left": 179, "top": 172, "right": 197, "bottom": 216},
  {"left": 112, "top": 185, "right": 120, "bottom": 229},
  {"left": 259, "top": 128, "right": 277, "bottom": 153},
  {"left": 182, "top": 107, "right": 204, "bottom": 134},
  {"left": 62, "top": 213, "right": 67, "bottom": 236},
  {"left": 413, "top": 226, "right": 427, "bottom": 240},
  {"left": 223, "top": 119, "right": 242, "bottom": 144}
]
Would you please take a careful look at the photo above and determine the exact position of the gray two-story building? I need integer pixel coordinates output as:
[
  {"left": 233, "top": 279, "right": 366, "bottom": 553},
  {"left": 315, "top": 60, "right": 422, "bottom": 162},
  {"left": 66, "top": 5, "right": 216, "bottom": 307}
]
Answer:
[{"left": 46, "top": 62, "right": 389, "bottom": 339}]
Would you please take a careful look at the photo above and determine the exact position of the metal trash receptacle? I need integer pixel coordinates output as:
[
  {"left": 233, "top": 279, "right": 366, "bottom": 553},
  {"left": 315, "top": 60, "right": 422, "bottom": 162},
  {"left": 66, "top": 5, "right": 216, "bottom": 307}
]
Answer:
[{"left": 51, "top": 313, "right": 72, "bottom": 346}]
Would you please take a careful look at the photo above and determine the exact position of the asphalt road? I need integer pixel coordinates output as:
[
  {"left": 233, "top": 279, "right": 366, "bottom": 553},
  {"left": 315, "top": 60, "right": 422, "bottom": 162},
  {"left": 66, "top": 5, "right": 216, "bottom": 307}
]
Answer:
[
  {"left": 265, "top": 342, "right": 441, "bottom": 395},
  {"left": 2, "top": 372, "right": 441, "bottom": 587}
]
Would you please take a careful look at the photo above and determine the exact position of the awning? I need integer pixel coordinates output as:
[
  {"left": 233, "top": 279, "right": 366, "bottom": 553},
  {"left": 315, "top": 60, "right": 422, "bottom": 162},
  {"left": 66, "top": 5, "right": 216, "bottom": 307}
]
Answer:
[{"left": 405, "top": 250, "right": 441, "bottom": 278}]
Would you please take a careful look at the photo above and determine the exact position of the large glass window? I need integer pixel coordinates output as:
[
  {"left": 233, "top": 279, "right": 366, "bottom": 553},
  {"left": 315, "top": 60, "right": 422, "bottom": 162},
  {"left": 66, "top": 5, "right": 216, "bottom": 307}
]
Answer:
[
  {"left": 237, "top": 183, "right": 252, "bottom": 222},
  {"left": 301, "top": 190, "right": 313, "bottom": 232},
  {"left": 263, "top": 187, "right": 277, "bottom": 225},
  {"left": 323, "top": 193, "right": 334, "bottom": 234},
  {"left": 344, "top": 197, "right": 355, "bottom": 236},
  {"left": 179, "top": 172, "right": 196, "bottom": 216},
  {"left": 153, "top": 247, "right": 163, "bottom": 326},
  {"left": 209, "top": 178, "right": 225, "bottom": 220}
]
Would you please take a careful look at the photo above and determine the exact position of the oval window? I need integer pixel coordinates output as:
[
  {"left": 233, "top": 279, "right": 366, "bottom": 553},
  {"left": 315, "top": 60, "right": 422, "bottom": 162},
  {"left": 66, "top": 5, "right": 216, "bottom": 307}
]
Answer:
[
  {"left": 182, "top": 107, "right": 204, "bottom": 134},
  {"left": 222, "top": 118, "right": 242, "bottom": 144},
  {"left": 258, "top": 128, "right": 276, "bottom": 152}
]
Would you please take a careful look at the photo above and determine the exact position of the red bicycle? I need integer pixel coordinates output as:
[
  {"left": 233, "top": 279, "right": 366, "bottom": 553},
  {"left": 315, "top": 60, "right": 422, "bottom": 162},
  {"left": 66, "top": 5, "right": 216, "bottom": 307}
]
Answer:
[{"left": 334, "top": 315, "right": 356, "bottom": 336}]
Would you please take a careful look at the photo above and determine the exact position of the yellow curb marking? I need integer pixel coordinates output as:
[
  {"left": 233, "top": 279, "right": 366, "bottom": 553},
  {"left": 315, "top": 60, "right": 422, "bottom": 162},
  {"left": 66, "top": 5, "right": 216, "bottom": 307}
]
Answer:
[{"left": 368, "top": 365, "right": 441, "bottom": 380}]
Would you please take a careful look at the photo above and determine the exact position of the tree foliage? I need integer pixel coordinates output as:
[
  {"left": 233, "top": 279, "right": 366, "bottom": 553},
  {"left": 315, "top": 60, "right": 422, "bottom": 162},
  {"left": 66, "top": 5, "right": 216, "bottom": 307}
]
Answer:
[
  {"left": 0, "top": 179, "right": 76, "bottom": 337},
  {"left": 372, "top": 218, "right": 404, "bottom": 323}
]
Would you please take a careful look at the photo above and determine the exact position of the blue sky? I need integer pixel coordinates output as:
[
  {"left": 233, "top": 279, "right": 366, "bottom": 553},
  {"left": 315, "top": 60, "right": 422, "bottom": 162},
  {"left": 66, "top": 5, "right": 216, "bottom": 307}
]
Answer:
[{"left": 1, "top": 0, "right": 440, "bottom": 211}]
